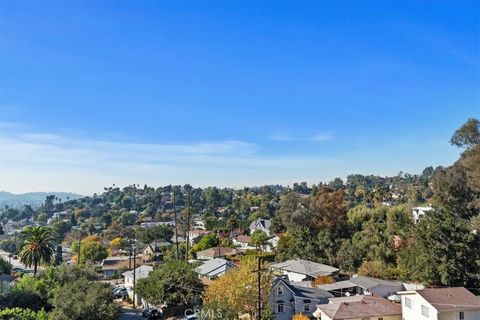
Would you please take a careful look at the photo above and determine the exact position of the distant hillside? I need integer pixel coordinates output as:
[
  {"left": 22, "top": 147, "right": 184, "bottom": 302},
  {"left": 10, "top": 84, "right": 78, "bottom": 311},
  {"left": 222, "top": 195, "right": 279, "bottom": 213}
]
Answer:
[{"left": 0, "top": 191, "right": 84, "bottom": 209}]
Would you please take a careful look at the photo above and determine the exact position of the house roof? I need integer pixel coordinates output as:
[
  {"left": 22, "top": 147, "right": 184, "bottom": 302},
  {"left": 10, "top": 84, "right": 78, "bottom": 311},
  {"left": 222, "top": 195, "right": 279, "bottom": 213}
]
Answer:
[
  {"left": 122, "top": 265, "right": 153, "bottom": 280},
  {"left": 415, "top": 287, "right": 480, "bottom": 311},
  {"left": 274, "top": 277, "right": 333, "bottom": 301},
  {"left": 316, "top": 280, "right": 358, "bottom": 292},
  {"left": 194, "top": 258, "right": 236, "bottom": 277},
  {"left": 101, "top": 257, "right": 143, "bottom": 271},
  {"left": 328, "top": 295, "right": 369, "bottom": 304},
  {"left": 249, "top": 218, "right": 271, "bottom": 231},
  {"left": 350, "top": 275, "right": 403, "bottom": 290},
  {"left": 316, "top": 296, "right": 401, "bottom": 319},
  {"left": 144, "top": 242, "right": 172, "bottom": 252},
  {"left": 235, "top": 235, "right": 251, "bottom": 244},
  {"left": 271, "top": 259, "right": 339, "bottom": 277},
  {"left": 196, "top": 247, "right": 237, "bottom": 258}
]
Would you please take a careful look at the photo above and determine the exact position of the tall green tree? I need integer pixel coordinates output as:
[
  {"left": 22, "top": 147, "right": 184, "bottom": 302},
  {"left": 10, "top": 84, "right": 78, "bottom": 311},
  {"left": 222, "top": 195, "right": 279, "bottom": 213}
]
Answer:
[
  {"left": 136, "top": 260, "right": 202, "bottom": 306},
  {"left": 19, "top": 227, "right": 55, "bottom": 275},
  {"left": 49, "top": 278, "right": 120, "bottom": 320},
  {"left": 250, "top": 230, "right": 271, "bottom": 251}
]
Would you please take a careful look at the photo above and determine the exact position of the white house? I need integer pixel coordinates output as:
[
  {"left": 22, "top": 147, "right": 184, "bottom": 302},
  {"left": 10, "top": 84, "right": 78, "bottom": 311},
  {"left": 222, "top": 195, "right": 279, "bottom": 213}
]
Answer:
[
  {"left": 270, "top": 259, "right": 339, "bottom": 282},
  {"left": 399, "top": 287, "right": 480, "bottom": 320},
  {"left": 412, "top": 206, "right": 433, "bottom": 223},
  {"left": 232, "top": 235, "right": 254, "bottom": 251},
  {"left": 122, "top": 265, "right": 154, "bottom": 305},
  {"left": 249, "top": 218, "right": 271, "bottom": 236}
]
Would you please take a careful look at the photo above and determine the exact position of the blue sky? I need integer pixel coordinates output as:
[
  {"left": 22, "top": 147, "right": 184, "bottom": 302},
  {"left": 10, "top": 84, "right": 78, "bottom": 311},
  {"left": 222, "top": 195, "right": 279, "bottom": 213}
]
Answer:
[{"left": 0, "top": 1, "right": 478, "bottom": 195}]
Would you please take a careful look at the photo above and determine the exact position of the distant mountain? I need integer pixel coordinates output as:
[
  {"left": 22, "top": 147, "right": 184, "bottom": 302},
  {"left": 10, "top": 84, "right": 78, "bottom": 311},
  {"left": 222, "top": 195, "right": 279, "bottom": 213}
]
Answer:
[{"left": 0, "top": 191, "right": 84, "bottom": 209}]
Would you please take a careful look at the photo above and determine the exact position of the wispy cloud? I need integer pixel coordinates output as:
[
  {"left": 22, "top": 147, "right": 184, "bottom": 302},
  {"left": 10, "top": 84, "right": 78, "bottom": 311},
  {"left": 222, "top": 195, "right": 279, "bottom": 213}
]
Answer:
[{"left": 0, "top": 126, "right": 456, "bottom": 195}]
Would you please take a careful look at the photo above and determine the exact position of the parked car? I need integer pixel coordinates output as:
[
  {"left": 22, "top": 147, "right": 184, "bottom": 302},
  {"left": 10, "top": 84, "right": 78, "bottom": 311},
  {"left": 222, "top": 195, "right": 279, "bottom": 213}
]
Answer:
[{"left": 142, "top": 308, "right": 162, "bottom": 319}]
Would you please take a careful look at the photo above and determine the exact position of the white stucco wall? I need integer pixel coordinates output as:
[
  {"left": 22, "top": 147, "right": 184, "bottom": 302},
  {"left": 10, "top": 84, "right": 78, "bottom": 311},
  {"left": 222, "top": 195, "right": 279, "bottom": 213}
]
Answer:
[{"left": 438, "top": 310, "right": 480, "bottom": 320}]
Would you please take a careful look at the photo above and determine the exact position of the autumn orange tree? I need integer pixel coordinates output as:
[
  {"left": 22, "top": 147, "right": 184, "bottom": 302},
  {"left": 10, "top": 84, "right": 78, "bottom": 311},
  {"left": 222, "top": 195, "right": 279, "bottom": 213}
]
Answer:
[{"left": 203, "top": 257, "right": 274, "bottom": 319}]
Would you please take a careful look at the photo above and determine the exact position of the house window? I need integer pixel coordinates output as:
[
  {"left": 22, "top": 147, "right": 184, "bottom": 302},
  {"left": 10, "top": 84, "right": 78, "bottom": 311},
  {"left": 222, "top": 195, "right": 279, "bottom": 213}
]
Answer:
[
  {"left": 277, "top": 303, "right": 284, "bottom": 313},
  {"left": 460, "top": 312, "right": 465, "bottom": 320},
  {"left": 303, "top": 304, "right": 310, "bottom": 313},
  {"left": 405, "top": 297, "right": 412, "bottom": 309},
  {"left": 276, "top": 286, "right": 283, "bottom": 296},
  {"left": 421, "top": 305, "right": 429, "bottom": 317}
]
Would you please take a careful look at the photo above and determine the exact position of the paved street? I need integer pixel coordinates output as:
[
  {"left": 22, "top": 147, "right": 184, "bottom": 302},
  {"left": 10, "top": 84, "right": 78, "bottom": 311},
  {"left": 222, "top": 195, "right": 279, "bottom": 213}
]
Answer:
[{"left": 0, "top": 250, "right": 33, "bottom": 271}]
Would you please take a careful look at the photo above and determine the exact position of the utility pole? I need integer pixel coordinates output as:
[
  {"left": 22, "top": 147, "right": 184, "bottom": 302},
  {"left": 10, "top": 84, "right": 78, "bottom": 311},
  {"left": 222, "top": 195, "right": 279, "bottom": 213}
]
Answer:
[
  {"left": 251, "top": 256, "right": 266, "bottom": 320},
  {"left": 132, "top": 239, "right": 137, "bottom": 309},
  {"left": 128, "top": 239, "right": 132, "bottom": 270},
  {"left": 185, "top": 192, "right": 191, "bottom": 262},
  {"left": 173, "top": 188, "right": 179, "bottom": 259}
]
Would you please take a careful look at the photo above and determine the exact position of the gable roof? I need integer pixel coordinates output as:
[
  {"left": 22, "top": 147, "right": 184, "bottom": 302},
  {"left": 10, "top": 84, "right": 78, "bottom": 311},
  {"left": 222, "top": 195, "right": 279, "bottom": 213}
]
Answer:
[
  {"left": 350, "top": 275, "right": 403, "bottom": 290},
  {"left": 273, "top": 276, "right": 333, "bottom": 301},
  {"left": 271, "top": 259, "right": 339, "bottom": 277},
  {"left": 249, "top": 219, "right": 271, "bottom": 231},
  {"left": 144, "top": 242, "right": 172, "bottom": 253},
  {"left": 415, "top": 287, "right": 480, "bottom": 311},
  {"left": 194, "top": 258, "right": 236, "bottom": 277},
  {"left": 316, "top": 296, "right": 401, "bottom": 319}
]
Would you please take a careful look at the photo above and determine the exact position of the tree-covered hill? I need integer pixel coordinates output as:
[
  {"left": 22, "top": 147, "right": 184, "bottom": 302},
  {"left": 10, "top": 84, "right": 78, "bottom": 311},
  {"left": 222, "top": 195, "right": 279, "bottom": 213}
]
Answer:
[{"left": 0, "top": 191, "right": 84, "bottom": 209}]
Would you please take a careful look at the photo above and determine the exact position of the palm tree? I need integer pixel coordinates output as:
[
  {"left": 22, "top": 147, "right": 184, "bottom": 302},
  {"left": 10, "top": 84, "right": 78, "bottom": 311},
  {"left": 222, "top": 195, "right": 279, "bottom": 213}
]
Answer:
[{"left": 20, "top": 226, "right": 55, "bottom": 275}]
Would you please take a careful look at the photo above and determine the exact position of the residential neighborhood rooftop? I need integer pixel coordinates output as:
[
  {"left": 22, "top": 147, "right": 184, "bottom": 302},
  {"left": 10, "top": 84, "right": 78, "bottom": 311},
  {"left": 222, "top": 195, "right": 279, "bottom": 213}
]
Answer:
[
  {"left": 271, "top": 258, "right": 339, "bottom": 277},
  {"left": 350, "top": 275, "right": 403, "bottom": 289},
  {"left": 101, "top": 256, "right": 143, "bottom": 271},
  {"left": 402, "top": 287, "right": 480, "bottom": 311},
  {"left": 194, "top": 258, "right": 236, "bottom": 278},
  {"left": 315, "top": 296, "right": 402, "bottom": 319},
  {"left": 122, "top": 265, "right": 153, "bottom": 280}
]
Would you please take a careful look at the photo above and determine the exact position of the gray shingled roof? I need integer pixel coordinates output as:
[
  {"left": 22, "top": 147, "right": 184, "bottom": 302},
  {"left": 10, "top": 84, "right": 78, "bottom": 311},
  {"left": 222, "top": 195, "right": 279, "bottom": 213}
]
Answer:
[
  {"left": 249, "top": 219, "right": 271, "bottom": 231},
  {"left": 194, "top": 258, "right": 236, "bottom": 277},
  {"left": 271, "top": 259, "right": 339, "bottom": 277},
  {"left": 350, "top": 275, "right": 403, "bottom": 290},
  {"left": 122, "top": 265, "right": 153, "bottom": 280},
  {"left": 274, "top": 276, "right": 333, "bottom": 301},
  {"left": 316, "top": 280, "right": 358, "bottom": 291}
]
